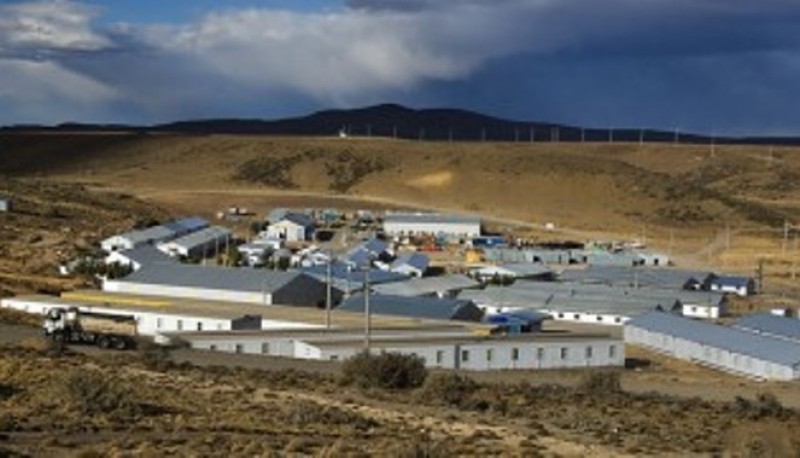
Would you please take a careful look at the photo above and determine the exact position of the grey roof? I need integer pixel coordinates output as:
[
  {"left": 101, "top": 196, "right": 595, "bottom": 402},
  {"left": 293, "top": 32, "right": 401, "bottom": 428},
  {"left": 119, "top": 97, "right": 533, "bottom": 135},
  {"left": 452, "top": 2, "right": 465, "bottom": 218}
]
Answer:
[
  {"left": 361, "top": 239, "right": 389, "bottom": 255},
  {"left": 383, "top": 212, "right": 481, "bottom": 225},
  {"left": 372, "top": 274, "right": 479, "bottom": 297},
  {"left": 116, "top": 245, "right": 175, "bottom": 266},
  {"left": 627, "top": 312, "right": 800, "bottom": 367},
  {"left": 116, "top": 225, "right": 177, "bottom": 245},
  {"left": 459, "top": 284, "right": 687, "bottom": 317},
  {"left": 733, "top": 313, "right": 800, "bottom": 343},
  {"left": 559, "top": 266, "right": 712, "bottom": 290},
  {"left": 587, "top": 251, "right": 643, "bottom": 267},
  {"left": 164, "top": 226, "right": 232, "bottom": 250},
  {"left": 474, "top": 263, "right": 551, "bottom": 278},
  {"left": 390, "top": 252, "right": 430, "bottom": 272},
  {"left": 508, "top": 281, "right": 725, "bottom": 307},
  {"left": 710, "top": 275, "right": 752, "bottom": 288},
  {"left": 338, "top": 294, "right": 484, "bottom": 322},
  {"left": 299, "top": 262, "right": 409, "bottom": 293},
  {"left": 118, "top": 263, "right": 308, "bottom": 293},
  {"left": 164, "top": 217, "right": 209, "bottom": 234},
  {"left": 281, "top": 212, "right": 315, "bottom": 228}
]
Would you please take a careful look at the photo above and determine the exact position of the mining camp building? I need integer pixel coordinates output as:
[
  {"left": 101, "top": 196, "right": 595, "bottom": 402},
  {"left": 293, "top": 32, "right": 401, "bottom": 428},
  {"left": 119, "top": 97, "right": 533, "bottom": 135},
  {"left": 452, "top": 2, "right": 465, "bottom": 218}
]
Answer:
[
  {"left": 103, "top": 263, "right": 334, "bottom": 307},
  {"left": 625, "top": 312, "right": 800, "bottom": 381},
  {"left": 383, "top": 212, "right": 481, "bottom": 239}
]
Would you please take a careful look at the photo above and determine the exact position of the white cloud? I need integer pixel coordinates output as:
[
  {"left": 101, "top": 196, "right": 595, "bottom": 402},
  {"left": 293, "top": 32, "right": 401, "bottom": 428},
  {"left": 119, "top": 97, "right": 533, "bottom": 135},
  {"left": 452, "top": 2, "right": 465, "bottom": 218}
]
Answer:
[{"left": 0, "top": 0, "right": 110, "bottom": 54}]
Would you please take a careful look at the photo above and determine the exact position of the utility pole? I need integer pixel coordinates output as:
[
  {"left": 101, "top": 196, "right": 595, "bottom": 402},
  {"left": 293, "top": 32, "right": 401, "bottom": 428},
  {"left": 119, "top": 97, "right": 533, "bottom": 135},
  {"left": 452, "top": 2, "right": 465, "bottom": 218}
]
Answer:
[
  {"left": 756, "top": 259, "right": 765, "bottom": 294},
  {"left": 674, "top": 128, "right": 679, "bottom": 145},
  {"left": 530, "top": 126, "right": 535, "bottom": 143},
  {"left": 793, "top": 232, "right": 798, "bottom": 281},
  {"left": 448, "top": 127, "right": 453, "bottom": 143},
  {"left": 367, "top": 124, "right": 372, "bottom": 137},
  {"left": 514, "top": 127, "right": 519, "bottom": 143},
  {"left": 481, "top": 128, "right": 486, "bottom": 142},
  {"left": 725, "top": 222, "right": 731, "bottom": 252},
  {"left": 638, "top": 129, "right": 644, "bottom": 147},
  {"left": 668, "top": 228, "right": 674, "bottom": 257},
  {"left": 419, "top": 127, "right": 425, "bottom": 141},
  {"left": 325, "top": 251, "right": 332, "bottom": 330},
  {"left": 392, "top": 125, "right": 397, "bottom": 139},
  {"left": 364, "top": 268, "right": 371, "bottom": 352},
  {"left": 580, "top": 128, "right": 585, "bottom": 143},
  {"left": 783, "top": 219, "right": 790, "bottom": 256},
  {"left": 609, "top": 128, "right": 614, "bottom": 143}
]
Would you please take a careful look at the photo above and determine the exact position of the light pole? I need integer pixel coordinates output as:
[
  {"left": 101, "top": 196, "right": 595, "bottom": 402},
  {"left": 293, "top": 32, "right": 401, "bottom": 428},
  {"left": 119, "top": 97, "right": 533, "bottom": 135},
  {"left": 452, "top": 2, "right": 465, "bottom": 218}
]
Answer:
[
  {"left": 364, "top": 267, "right": 371, "bottom": 352},
  {"left": 325, "top": 250, "right": 332, "bottom": 330}
]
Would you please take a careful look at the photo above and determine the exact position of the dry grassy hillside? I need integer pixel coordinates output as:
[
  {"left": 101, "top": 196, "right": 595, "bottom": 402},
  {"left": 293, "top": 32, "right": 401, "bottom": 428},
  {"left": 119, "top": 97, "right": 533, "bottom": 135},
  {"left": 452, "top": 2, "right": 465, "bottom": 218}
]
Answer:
[{"left": 2, "top": 133, "right": 800, "bottom": 280}]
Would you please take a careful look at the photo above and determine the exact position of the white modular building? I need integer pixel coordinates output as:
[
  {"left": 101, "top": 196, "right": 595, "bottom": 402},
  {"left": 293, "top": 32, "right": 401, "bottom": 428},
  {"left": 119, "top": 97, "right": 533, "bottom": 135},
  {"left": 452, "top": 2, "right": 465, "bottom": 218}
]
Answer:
[
  {"left": 625, "top": 312, "right": 800, "bottom": 381},
  {"left": 103, "top": 263, "right": 334, "bottom": 307},
  {"left": 157, "top": 226, "right": 232, "bottom": 259},
  {"left": 175, "top": 329, "right": 624, "bottom": 371},
  {"left": 266, "top": 213, "right": 315, "bottom": 242},
  {"left": 100, "top": 217, "right": 210, "bottom": 252},
  {"left": 0, "top": 197, "right": 10, "bottom": 213},
  {"left": 708, "top": 275, "right": 756, "bottom": 297},
  {"left": 471, "top": 263, "right": 552, "bottom": 280},
  {"left": 383, "top": 212, "right": 481, "bottom": 240}
]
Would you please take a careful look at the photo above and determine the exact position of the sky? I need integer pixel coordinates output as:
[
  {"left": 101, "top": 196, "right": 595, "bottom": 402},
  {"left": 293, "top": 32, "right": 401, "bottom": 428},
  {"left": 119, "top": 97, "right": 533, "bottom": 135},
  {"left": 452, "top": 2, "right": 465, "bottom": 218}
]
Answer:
[{"left": 1, "top": 0, "right": 800, "bottom": 135}]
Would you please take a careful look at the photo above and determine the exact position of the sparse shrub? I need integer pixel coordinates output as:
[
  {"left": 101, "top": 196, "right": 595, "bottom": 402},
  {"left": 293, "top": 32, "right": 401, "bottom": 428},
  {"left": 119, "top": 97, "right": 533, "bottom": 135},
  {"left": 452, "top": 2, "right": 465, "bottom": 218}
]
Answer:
[
  {"left": 417, "top": 372, "right": 480, "bottom": 407},
  {"left": 341, "top": 352, "right": 427, "bottom": 390},
  {"left": 579, "top": 371, "right": 622, "bottom": 395},
  {"left": 281, "top": 400, "right": 377, "bottom": 430},
  {"left": 733, "top": 393, "right": 787, "bottom": 420},
  {"left": 63, "top": 370, "right": 141, "bottom": 419},
  {"left": 139, "top": 341, "right": 173, "bottom": 371}
]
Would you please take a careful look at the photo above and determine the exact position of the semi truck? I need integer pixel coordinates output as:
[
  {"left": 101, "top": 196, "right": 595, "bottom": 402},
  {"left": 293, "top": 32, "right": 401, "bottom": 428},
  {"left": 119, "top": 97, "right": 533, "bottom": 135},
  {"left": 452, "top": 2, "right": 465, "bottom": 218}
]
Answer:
[{"left": 43, "top": 307, "right": 137, "bottom": 350}]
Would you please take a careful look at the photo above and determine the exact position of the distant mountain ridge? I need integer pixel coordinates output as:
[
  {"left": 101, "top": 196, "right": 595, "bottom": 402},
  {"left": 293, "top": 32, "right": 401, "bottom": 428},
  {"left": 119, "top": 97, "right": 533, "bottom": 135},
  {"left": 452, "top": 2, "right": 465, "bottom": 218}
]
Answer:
[{"left": 2, "top": 103, "right": 799, "bottom": 146}]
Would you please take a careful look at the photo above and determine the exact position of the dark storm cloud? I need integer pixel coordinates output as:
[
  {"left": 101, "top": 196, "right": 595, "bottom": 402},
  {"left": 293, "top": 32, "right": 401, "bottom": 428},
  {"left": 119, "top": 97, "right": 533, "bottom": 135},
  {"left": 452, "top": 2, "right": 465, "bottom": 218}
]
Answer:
[{"left": 1, "top": 0, "right": 800, "bottom": 133}]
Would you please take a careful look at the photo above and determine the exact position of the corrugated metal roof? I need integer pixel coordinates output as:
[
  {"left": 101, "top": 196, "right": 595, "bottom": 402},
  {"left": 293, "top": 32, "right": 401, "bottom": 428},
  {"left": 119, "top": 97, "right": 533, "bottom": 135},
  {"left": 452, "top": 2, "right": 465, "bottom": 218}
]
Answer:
[
  {"left": 281, "top": 212, "right": 315, "bottom": 228},
  {"left": 116, "top": 245, "right": 176, "bottom": 266},
  {"left": 390, "top": 252, "right": 430, "bottom": 272},
  {"left": 474, "top": 263, "right": 551, "bottom": 278},
  {"left": 508, "top": 281, "right": 724, "bottom": 306},
  {"left": 114, "top": 225, "right": 177, "bottom": 245},
  {"left": 560, "top": 266, "right": 712, "bottom": 290},
  {"left": 383, "top": 212, "right": 481, "bottom": 225},
  {"left": 299, "top": 262, "right": 409, "bottom": 292},
  {"left": 733, "top": 313, "right": 800, "bottom": 343},
  {"left": 163, "top": 226, "right": 232, "bottom": 250},
  {"left": 372, "top": 274, "right": 479, "bottom": 297},
  {"left": 117, "top": 263, "right": 308, "bottom": 293},
  {"left": 711, "top": 275, "right": 752, "bottom": 288},
  {"left": 338, "top": 294, "right": 483, "bottom": 322},
  {"left": 626, "top": 312, "right": 800, "bottom": 367},
  {"left": 164, "top": 217, "right": 209, "bottom": 234}
]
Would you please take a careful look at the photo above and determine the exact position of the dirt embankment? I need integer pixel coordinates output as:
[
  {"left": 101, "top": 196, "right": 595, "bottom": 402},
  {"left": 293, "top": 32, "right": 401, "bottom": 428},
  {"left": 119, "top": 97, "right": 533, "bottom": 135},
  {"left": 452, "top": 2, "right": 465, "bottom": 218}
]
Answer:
[{"left": 0, "top": 333, "right": 799, "bottom": 457}]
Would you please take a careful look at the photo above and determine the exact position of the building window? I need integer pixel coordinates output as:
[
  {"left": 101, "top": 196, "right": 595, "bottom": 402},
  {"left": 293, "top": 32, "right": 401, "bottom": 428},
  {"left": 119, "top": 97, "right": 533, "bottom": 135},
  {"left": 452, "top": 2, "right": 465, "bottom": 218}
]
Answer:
[
  {"left": 461, "top": 350, "right": 470, "bottom": 363},
  {"left": 558, "top": 313, "right": 564, "bottom": 319},
  {"left": 596, "top": 316, "right": 603, "bottom": 322},
  {"left": 585, "top": 346, "right": 593, "bottom": 359},
  {"left": 486, "top": 349, "right": 493, "bottom": 362},
  {"left": 235, "top": 344, "right": 244, "bottom": 354},
  {"left": 560, "top": 348, "right": 568, "bottom": 360},
  {"left": 436, "top": 350, "right": 444, "bottom": 364},
  {"left": 609, "top": 345, "right": 617, "bottom": 358},
  {"left": 511, "top": 348, "right": 520, "bottom": 361},
  {"left": 209, "top": 345, "right": 217, "bottom": 351},
  {"left": 156, "top": 317, "right": 163, "bottom": 329},
  {"left": 614, "top": 317, "right": 622, "bottom": 324},
  {"left": 536, "top": 348, "right": 544, "bottom": 360},
  {"left": 573, "top": 314, "right": 580, "bottom": 320},
  {"left": 177, "top": 320, "right": 183, "bottom": 331},
  {"left": 330, "top": 355, "right": 339, "bottom": 361},
  {"left": 197, "top": 322, "right": 203, "bottom": 331},
  {"left": 261, "top": 343, "right": 270, "bottom": 354}
]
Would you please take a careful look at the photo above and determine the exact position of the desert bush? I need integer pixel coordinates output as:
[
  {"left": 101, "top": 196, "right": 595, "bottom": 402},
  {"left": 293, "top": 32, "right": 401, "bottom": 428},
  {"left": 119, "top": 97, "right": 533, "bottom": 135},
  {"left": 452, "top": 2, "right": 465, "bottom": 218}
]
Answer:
[
  {"left": 63, "top": 370, "right": 141, "bottom": 419},
  {"left": 733, "top": 393, "right": 788, "bottom": 420},
  {"left": 341, "top": 352, "right": 427, "bottom": 390},
  {"left": 138, "top": 341, "right": 173, "bottom": 372},
  {"left": 579, "top": 371, "right": 622, "bottom": 395},
  {"left": 417, "top": 373, "right": 480, "bottom": 407},
  {"left": 281, "top": 400, "right": 377, "bottom": 430}
]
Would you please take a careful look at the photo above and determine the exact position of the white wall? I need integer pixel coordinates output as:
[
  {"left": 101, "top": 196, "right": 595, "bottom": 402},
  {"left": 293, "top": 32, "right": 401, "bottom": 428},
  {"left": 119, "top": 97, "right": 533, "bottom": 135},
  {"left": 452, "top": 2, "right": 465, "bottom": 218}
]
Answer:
[
  {"left": 624, "top": 324, "right": 798, "bottom": 381},
  {"left": 383, "top": 221, "right": 480, "bottom": 239},
  {"left": 682, "top": 304, "right": 721, "bottom": 319},
  {"left": 103, "top": 280, "right": 272, "bottom": 305}
]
